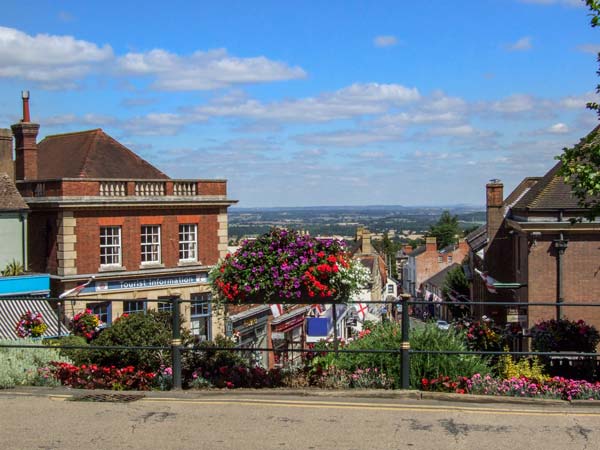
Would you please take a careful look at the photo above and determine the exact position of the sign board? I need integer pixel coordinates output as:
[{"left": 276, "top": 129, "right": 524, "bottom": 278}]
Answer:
[
  {"left": 507, "top": 314, "right": 527, "bottom": 323},
  {"left": 83, "top": 273, "right": 208, "bottom": 294},
  {"left": 271, "top": 332, "right": 285, "bottom": 340}
]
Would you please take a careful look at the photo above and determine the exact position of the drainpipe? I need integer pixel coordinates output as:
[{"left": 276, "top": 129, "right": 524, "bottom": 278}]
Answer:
[
  {"left": 553, "top": 211, "right": 568, "bottom": 320},
  {"left": 20, "top": 212, "right": 27, "bottom": 269}
]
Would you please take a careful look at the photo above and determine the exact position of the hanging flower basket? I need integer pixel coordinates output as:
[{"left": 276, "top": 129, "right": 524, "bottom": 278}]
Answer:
[
  {"left": 210, "top": 228, "right": 369, "bottom": 304},
  {"left": 15, "top": 311, "right": 48, "bottom": 338}
]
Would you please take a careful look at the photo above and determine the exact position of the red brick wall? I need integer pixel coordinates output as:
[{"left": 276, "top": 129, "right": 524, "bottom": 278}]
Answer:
[
  {"left": 198, "top": 181, "right": 226, "bottom": 196},
  {"left": 74, "top": 207, "right": 221, "bottom": 273},
  {"left": 527, "top": 232, "right": 600, "bottom": 328},
  {"left": 416, "top": 241, "right": 469, "bottom": 290},
  {"left": 61, "top": 181, "right": 99, "bottom": 196}
]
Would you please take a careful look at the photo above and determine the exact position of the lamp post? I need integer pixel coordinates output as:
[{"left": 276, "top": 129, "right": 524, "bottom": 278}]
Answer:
[
  {"left": 553, "top": 233, "right": 568, "bottom": 321},
  {"left": 400, "top": 293, "right": 411, "bottom": 389}
]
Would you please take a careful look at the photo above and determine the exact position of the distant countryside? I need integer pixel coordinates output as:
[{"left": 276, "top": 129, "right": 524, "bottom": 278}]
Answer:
[{"left": 228, "top": 205, "right": 486, "bottom": 242}]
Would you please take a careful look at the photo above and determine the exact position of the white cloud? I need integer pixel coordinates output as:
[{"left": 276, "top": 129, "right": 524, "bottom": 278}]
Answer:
[
  {"left": 505, "top": 36, "right": 533, "bottom": 52},
  {"left": 357, "top": 151, "right": 386, "bottom": 159},
  {"left": 192, "top": 82, "right": 420, "bottom": 123},
  {"left": 117, "top": 48, "right": 306, "bottom": 90},
  {"left": 488, "top": 94, "right": 537, "bottom": 113},
  {"left": 0, "top": 26, "right": 113, "bottom": 85},
  {"left": 577, "top": 44, "right": 600, "bottom": 54},
  {"left": 373, "top": 35, "right": 398, "bottom": 47},
  {"left": 121, "top": 113, "right": 187, "bottom": 136},
  {"left": 547, "top": 122, "right": 570, "bottom": 134}
]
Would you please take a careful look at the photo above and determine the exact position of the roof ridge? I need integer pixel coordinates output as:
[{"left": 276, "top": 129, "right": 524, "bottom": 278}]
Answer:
[
  {"left": 78, "top": 129, "right": 101, "bottom": 177},
  {"left": 528, "top": 163, "right": 562, "bottom": 208},
  {"left": 43, "top": 129, "right": 102, "bottom": 139},
  {"left": 100, "top": 132, "right": 169, "bottom": 179}
]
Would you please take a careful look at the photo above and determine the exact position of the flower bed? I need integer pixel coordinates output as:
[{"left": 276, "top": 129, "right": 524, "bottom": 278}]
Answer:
[
  {"left": 421, "top": 373, "right": 600, "bottom": 401},
  {"left": 50, "top": 362, "right": 155, "bottom": 390},
  {"left": 211, "top": 228, "right": 369, "bottom": 303}
]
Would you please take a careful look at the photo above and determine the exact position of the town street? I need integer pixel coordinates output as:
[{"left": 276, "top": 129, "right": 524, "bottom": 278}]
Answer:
[{"left": 1, "top": 390, "right": 599, "bottom": 450}]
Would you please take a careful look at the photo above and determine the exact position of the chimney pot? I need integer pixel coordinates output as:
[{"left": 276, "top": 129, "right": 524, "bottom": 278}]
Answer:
[{"left": 21, "top": 90, "right": 31, "bottom": 122}]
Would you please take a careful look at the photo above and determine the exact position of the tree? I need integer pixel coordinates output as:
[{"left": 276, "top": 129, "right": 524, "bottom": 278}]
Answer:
[
  {"left": 556, "top": 0, "right": 600, "bottom": 221},
  {"left": 442, "top": 264, "right": 470, "bottom": 318},
  {"left": 428, "top": 210, "right": 461, "bottom": 249}
]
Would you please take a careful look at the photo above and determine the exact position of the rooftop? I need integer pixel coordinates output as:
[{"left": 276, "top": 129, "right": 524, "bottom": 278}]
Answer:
[{"left": 37, "top": 129, "right": 168, "bottom": 180}]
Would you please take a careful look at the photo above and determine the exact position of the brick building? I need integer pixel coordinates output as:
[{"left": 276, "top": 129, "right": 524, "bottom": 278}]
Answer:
[
  {"left": 402, "top": 236, "right": 469, "bottom": 298},
  {"left": 467, "top": 128, "right": 600, "bottom": 329},
  {"left": 6, "top": 92, "right": 236, "bottom": 339}
]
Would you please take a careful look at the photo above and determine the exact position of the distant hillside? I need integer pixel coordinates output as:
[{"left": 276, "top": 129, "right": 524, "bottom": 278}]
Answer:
[{"left": 228, "top": 205, "right": 485, "bottom": 242}]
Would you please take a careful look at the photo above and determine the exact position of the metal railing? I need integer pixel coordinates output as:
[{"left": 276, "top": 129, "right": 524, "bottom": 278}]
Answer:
[{"left": 1, "top": 296, "right": 599, "bottom": 390}]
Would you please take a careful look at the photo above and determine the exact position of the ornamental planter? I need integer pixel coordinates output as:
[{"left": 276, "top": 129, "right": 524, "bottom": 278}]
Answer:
[{"left": 210, "top": 228, "right": 369, "bottom": 305}]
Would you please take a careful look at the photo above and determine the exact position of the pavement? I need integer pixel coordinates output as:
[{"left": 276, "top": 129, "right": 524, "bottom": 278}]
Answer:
[
  {"left": 3, "top": 385, "right": 598, "bottom": 408},
  {"left": 3, "top": 387, "right": 600, "bottom": 449}
]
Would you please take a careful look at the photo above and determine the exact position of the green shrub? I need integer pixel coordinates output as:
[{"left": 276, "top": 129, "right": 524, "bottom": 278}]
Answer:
[
  {"left": 0, "top": 338, "right": 72, "bottom": 388},
  {"left": 45, "top": 335, "right": 91, "bottom": 366},
  {"left": 308, "top": 321, "right": 491, "bottom": 389},
  {"left": 496, "top": 348, "right": 547, "bottom": 382},
  {"left": 90, "top": 311, "right": 185, "bottom": 371},
  {"left": 182, "top": 335, "right": 247, "bottom": 385},
  {"left": 310, "top": 321, "right": 404, "bottom": 386},
  {"left": 409, "top": 324, "right": 490, "bottom": 388}
]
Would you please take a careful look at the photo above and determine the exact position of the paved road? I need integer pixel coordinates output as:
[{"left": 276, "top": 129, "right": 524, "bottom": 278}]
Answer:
[{"left": 1, "top": 390, "right": 600, "bottom": 450}]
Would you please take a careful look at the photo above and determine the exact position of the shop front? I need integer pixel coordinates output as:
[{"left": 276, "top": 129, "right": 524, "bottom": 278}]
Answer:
[
  {"left": 271, "top": 306, "right": 310, "bottom": 368},
  {"left": 61, "top": 270, "right": 215, "bottom": 338},
  {"left": 227, "top": 305, "right": 271, "bottom": 368}
]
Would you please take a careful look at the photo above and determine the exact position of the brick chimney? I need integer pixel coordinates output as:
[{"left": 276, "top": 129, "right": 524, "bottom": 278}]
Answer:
[
  {"left": 0, "top": 129, "right": 13, "bottom": 181},
  {"left": 486, "top": 179, "right": 504, "bottom": 247},
  {"left": 11, "top": 91, "right": 40, "bottom": 181},
  {"left": 361, "top": 229, "right": 373, "bottom": 254},
  {"left": 425, "top": 236, "right": 437, "bottom": 252},
  {"left": 403, "top": 244, "right": 412, "bottom": 255}
]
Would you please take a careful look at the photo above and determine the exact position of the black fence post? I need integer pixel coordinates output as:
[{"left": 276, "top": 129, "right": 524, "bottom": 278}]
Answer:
[
  {"left": 400, "top": 294, "right": 410, "bottom": 389},
  {"left": 171, "top": 297, "right": 182, "bottom": 390},
  {"left": 332, "top": 302, "right": 339, "bottom": 356},
  {"left": 57, "top": 301, "right": 62, "bottom": 337}
]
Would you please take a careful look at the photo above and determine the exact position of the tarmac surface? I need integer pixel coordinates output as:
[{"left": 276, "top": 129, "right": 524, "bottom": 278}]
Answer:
[{"left": 2, "top": 387, "right": 600, "bottom": 450}]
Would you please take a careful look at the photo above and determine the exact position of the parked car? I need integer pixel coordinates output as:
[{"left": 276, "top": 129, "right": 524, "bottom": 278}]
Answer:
[{"left": 436, "top": 320, "right": 450, "bottom": 330}]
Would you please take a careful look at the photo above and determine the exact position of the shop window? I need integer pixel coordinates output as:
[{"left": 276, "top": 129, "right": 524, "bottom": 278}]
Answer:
[
  {"left": 87, "top": 302, "right": 111, "bottom": 324},
  {"left": 179, "top": 224, "right": 197, "bottom": 262},
  {"left": 100, "top": 226, "right": 121, "bottom": 267},
  {"left": 123, "top": 300, "right": 146, "bottom": 315},
  {"left": 157, "top": 298, "right": 173, "bottom": 312},
  {"left": 190, "top": 293, "right": 211, "bottom": 341},
  {"left": 141, "top": 225, "right": 161, "bottom": 264}
]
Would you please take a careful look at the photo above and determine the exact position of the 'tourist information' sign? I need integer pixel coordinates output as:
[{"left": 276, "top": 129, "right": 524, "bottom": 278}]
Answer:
[{"left": 80, "top": 273, "right": 208, "bottom": 293}]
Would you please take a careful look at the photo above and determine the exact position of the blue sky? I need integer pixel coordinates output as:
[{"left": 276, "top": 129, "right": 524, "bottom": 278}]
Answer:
[{"left": 0, "top": 0, "right": 598, "bottom": 207}]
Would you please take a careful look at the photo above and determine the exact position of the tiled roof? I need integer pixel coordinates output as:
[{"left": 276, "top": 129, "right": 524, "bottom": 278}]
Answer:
[
  {"left": 511, "top": 162, "right": 582, "bottom": 210},
  {"left": 37, "top": 129, "right": 168, "bottom": 180},
  {"left": 0, "top": 298, "right": 62, "bottom": 339},
  {"left": 512, "top": 127, "right": 600, "bottom": 211},
  {"left": 409, "top": 246, "right": 426, "bottom": 257},
  {"left": 0, "top": 172, "right": 28, "bottom": 211},
  {"left": 465, "top": 225, "right": 486, "bottom": 252}
]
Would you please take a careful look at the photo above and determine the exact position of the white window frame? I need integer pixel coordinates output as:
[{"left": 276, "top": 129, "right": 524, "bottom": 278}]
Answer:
[
  {"left": 141, "top": 225, "right": 161, "bottom": 264},
  {"left": 179, "top": 224, "right": 198, "bottom": 262},
  {"left": 190, "top": 293, "right": 212, "bottom": 341},
  {"left": 100, "top": 226, "right": 122, "bottom": 267}
]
